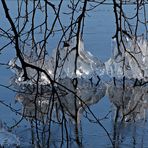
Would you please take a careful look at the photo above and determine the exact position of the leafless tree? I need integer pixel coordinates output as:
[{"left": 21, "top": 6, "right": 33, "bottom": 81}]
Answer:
[{"left": 0, "top": 0, "right": 148, "bottom": 147}]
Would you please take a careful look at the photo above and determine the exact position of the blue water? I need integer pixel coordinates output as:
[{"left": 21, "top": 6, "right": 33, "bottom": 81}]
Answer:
[{"left": 0, "top": 1, "right": 148, "bottom": 148}]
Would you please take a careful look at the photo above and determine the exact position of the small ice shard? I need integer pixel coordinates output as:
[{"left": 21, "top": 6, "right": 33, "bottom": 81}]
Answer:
[
  {"left": 8, "top": 57, "right": 22, "bottom": 74},
  {"left": 0, "top": 129, "right": 20, "bottom": 147},
  {"left": 8, "top": 57, "right": 25, "bottom": 83},
  {"left": 0, "top": 122, "right": 20, "bottom": 147}
]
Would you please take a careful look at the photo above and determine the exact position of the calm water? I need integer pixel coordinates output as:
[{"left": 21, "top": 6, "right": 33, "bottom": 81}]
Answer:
[{"left": 0, "top": 1, "right": 148, "bottom": 148}]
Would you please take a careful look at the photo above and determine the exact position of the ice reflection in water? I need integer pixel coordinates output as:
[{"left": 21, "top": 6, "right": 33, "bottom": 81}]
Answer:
[
  {"left": 107, "top": 84, "right": 148, "bottom": 148},
  {"left": 14, "top": 79, "right": 148, "bottom": 147},
  {"left": 16, "top": 78, "right": 106, "bottom": 120},
  {"left": 108, "top": 84, "right": 148, "bottom": 122},
  {"left": 15, "top": 78, "right": 106, "bottom": 147}
]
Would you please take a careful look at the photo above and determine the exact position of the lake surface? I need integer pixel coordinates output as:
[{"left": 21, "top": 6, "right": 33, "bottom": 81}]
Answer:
[{"left": 0, "top": 1, "right": 148, "bottom": 148}]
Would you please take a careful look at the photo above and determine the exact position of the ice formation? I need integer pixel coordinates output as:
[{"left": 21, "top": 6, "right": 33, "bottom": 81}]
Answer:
[
  {"left": 105, "top": 36, "right": 148, "bottom": 80},
  {"left": 9, "top": 37, "right": 105, "bottom": 85},
  {"left": 51, "top": 37, "right": 105, "bottom": 79},
  {"left": 9, "top": 36, "right": 148, "bottom": 85},
  {"left": 9, "top": 36, "right": 148, "bottom": 84}
]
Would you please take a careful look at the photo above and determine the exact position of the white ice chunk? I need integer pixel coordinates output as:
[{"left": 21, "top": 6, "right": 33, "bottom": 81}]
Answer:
[{"left": 105, "top": 36, "right": 148, "bottom": 80}]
